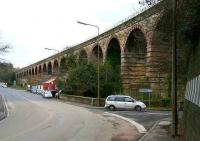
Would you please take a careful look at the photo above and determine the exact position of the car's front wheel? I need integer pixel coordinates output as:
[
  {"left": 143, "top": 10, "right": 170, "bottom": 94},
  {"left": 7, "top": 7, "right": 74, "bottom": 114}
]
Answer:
[
  {"left": 109, "top": 105, "right": 115, "bottom": 111},
  {"left": 135, "top": 106, "right": 142, "bottom": 111}
]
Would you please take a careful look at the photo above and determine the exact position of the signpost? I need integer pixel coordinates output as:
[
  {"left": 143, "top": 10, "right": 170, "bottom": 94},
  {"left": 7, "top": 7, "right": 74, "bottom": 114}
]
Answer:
[
  {"left": 13, "top": 80, "right": 16, "bottom": 87},
  {"left": 139, "top": 88, "right": 152, "bottom": 107},
  {"left": 139, "top": 88, "right": 152, "bottom": 93}
]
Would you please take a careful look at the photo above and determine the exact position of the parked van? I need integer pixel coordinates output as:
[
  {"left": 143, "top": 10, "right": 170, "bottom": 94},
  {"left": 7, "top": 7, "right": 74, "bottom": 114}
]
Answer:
[{"left": 105, "top": 95, "right": 146, "bottom": 111}]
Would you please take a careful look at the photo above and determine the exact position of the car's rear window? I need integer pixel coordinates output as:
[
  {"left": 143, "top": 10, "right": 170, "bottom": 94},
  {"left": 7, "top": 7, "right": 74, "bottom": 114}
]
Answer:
[{"left": 107, "top": 97, "right": 115, "bottom": 101}]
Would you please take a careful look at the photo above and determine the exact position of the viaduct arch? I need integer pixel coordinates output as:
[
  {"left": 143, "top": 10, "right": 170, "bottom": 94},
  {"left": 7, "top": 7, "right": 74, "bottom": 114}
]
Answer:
[{"left": 16, "top": 1, "right": 185, "bottom": 97}]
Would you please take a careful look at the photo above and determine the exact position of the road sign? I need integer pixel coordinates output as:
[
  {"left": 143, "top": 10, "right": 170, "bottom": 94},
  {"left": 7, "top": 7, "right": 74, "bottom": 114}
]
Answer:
[
  {"left": 139, "top": 88, "right": 152, "bottom": 107},
  {"left": 139, "top": 88, "right": 152, "bottom": 93},
  {"left": 13, "top": 80, "right": 16, "bottom": 87}
]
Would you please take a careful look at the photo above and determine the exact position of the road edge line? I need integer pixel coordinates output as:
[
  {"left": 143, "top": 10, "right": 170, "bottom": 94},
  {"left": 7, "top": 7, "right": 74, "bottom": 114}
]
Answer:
[
  {"left": 104, "top": 112, "right": 147, "bottom": 134},
  {"left": 2, "top": 94, "right": 9, "bottom": 118}
]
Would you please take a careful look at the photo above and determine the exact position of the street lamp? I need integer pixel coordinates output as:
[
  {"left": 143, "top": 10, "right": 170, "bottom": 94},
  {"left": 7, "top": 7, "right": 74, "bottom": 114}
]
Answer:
[
  {"left": 44, "top": 48, "right": 59, "bottom": 53},
  {"left": 77, "top": 21, "right": 100, "bottom": 106}
]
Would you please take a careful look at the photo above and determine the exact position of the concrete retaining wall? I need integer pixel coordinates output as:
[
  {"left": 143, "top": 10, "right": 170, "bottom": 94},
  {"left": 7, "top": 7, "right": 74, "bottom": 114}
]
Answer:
[
  {"left": 184, "top": 100, "right": 200, "bottom": 141},
  {"left": 60, "top": 94, "right": 105, "bottom": 107},
  {"left": 183, "top": 38, "right": 200, "bottom": 140}
]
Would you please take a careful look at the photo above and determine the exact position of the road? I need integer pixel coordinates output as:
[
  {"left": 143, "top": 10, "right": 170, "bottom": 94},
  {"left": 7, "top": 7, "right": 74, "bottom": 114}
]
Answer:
[
  {"left": 104, "top": 110, "right": 170, "bottom": 130},
  {"left": 67, "top": 100, "right": 171, "bottom": 133},
  {"left": 0, "top": 87, "right": 141, "bottom": 141}
]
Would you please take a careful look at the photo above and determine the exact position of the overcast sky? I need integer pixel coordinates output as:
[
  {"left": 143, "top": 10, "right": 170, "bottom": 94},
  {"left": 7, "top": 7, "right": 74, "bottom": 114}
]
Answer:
[{"left": 0, "top": 0, "right": 146, "bottom": 68}]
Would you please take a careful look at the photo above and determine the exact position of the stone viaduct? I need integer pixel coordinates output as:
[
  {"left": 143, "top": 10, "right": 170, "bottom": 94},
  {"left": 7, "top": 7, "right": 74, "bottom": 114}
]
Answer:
[{"left": 17, "top": 1, "right": 183, "bottom": 97}]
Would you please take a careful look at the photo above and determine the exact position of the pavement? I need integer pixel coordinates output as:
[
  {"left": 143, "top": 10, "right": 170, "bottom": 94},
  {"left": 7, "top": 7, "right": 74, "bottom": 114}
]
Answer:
[
  {"left": 61, "top": 99, "right": 172, "bottom": 141},
  {"left": 0, "top": 94, "right": 7, "bottom": 121},
  {"left": 139, "top": 118, "right": 172, "bottom": 141}
]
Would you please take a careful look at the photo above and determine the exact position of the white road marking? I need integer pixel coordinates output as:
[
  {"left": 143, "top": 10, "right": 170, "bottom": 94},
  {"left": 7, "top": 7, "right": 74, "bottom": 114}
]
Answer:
[
  {"left": 2, "top": 94, "right": 9, "bottom": 117},
  {"left": 104, "top": 112, "right": 147, "bottom": 134},
  {"left": 145, "top": 112, "right": 170, "bottom": 116},
  {"left": 113, "top": 111, "right": 170, "bottom": 116}
]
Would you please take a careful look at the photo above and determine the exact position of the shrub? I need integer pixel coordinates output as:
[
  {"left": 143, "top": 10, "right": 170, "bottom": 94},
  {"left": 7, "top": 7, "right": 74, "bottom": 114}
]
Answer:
[
  {"left": 143, "top": 98, "right": 171, "bottom": 107},
  {"left": 161, "top": 98, "right": 171, "bottom": 107}
]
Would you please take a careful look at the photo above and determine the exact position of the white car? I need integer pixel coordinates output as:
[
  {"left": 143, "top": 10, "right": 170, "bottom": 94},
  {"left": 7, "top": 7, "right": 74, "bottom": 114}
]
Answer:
[
  {"left": 105, "top": 95, "right": 146, "bottom": 111},
  {"left": 42, "top": 90, "right": 53, "bottom": 98},
  {"left": 2, "top": 84, "right": 7, "bottom": 88},
  {"left": 36, "top": 89, "right": 44, "bottom": 95}
]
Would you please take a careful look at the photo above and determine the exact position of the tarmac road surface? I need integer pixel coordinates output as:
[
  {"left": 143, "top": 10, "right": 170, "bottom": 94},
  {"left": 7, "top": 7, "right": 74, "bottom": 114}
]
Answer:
[{"left": 0, "top": 87, "right": 140, "bottom": 141}]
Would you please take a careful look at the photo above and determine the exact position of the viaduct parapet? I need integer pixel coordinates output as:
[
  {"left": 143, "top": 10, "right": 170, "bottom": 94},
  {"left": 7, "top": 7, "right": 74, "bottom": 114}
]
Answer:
[{"left": 16, "top": 0, "right": 186, "bottom": 97}]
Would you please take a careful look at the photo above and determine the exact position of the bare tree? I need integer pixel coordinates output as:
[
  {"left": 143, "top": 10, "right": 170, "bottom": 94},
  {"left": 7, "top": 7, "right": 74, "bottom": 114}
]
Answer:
[
  {"left": 0, "top": 45, "right": 11, "bottom": 62},
  {"left": 0, "top": 45, "right": 10, "bottom": 53},
  {"left": 139, "top": 0, "right": 161, "bottom": 6},
  {"left": 0, "top": 32, "right": 11, "bottom": 60}
]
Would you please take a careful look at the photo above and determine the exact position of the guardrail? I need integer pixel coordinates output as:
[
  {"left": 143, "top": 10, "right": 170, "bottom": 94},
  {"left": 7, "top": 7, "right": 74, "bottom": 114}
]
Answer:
[{"left": 60, "top": 94, "right": 105, "bottom": 107}]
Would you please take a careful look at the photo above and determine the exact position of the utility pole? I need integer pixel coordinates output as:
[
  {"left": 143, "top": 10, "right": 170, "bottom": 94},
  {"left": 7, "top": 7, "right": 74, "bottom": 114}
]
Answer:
[{"left": 172, "top": 0, "right": 178, "bottom": 138}]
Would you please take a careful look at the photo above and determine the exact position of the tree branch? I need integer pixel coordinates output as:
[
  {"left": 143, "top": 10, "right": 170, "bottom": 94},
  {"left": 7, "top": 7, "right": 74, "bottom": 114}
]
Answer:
[{"left": 0, "top": 45, "right": 10, "bottom": 53}]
